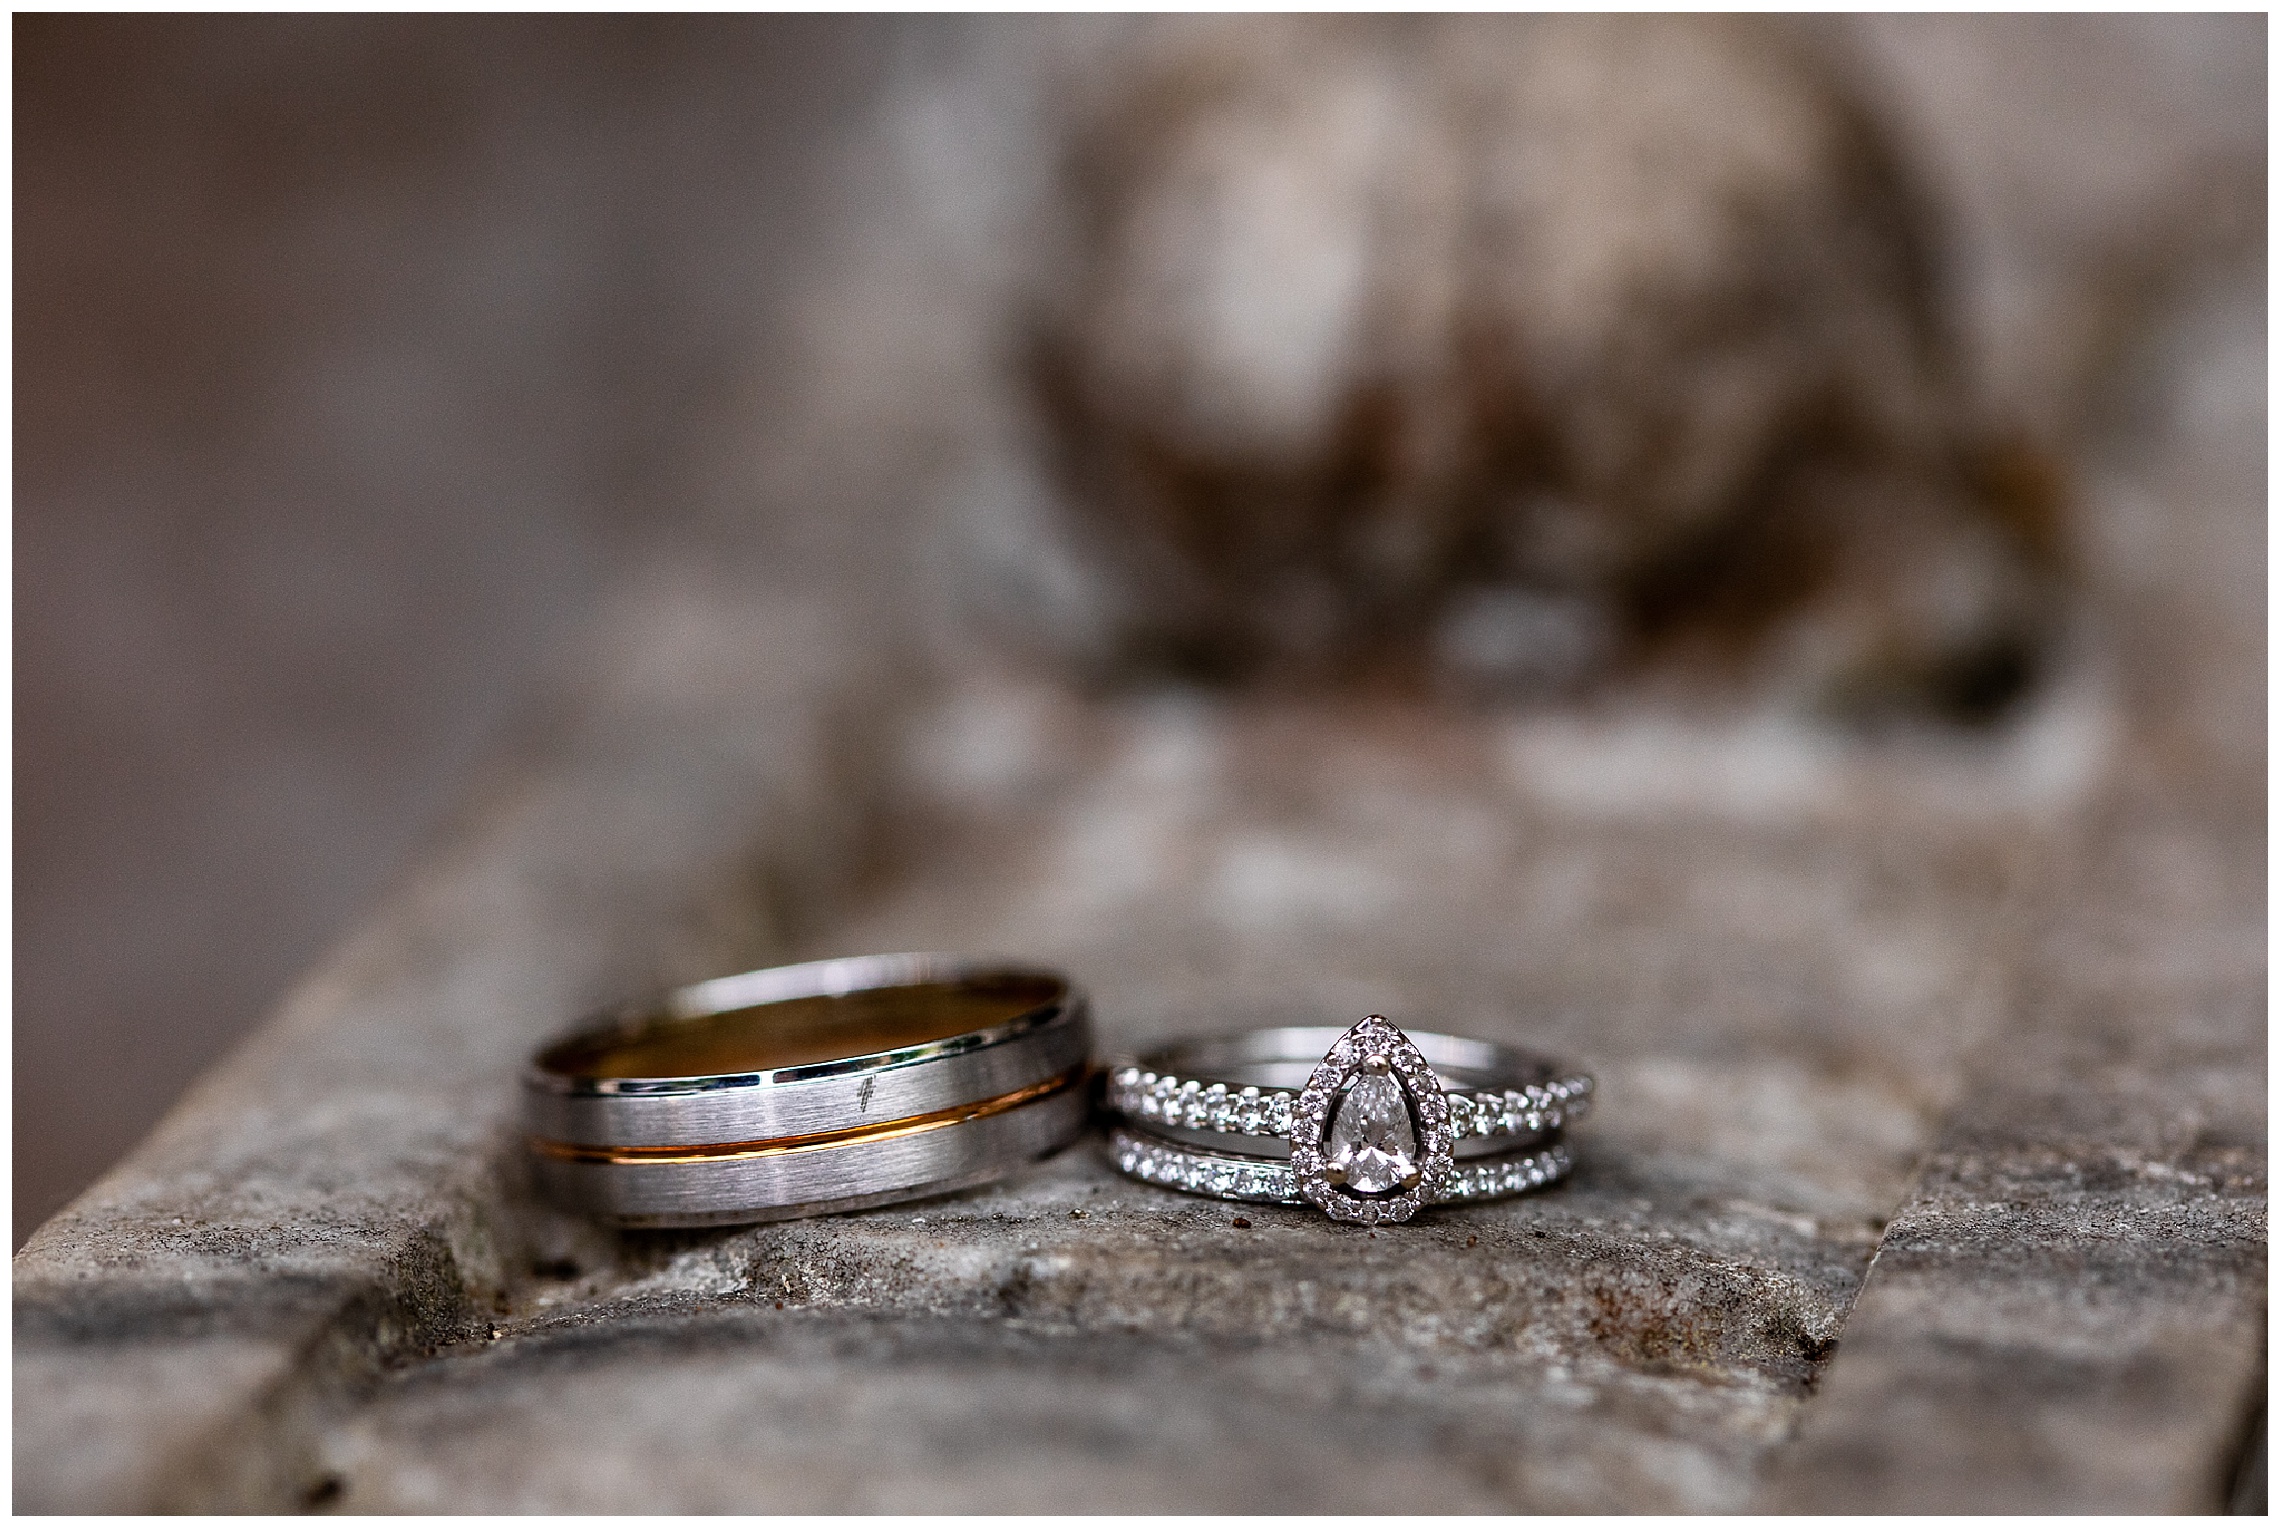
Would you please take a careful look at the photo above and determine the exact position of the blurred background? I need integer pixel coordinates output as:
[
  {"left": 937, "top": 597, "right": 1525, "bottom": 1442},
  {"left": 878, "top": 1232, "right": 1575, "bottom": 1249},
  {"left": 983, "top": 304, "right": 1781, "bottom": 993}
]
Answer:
[{"left": 13, "top": 15, "right": 2264, "bottom": 1247}]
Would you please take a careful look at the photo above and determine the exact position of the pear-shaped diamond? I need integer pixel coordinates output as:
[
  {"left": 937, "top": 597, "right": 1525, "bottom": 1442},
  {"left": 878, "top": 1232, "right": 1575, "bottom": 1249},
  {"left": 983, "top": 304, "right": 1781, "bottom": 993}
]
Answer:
[{"left": 1324, "top": 1060, "right": 1420, "bottom": 1194}]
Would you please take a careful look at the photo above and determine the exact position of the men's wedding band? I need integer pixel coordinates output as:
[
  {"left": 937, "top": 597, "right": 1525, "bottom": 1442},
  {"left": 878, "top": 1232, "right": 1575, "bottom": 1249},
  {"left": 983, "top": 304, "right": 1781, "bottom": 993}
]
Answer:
[{"left": 525, "top": 953, "right": 1092, "bottom": 1226}]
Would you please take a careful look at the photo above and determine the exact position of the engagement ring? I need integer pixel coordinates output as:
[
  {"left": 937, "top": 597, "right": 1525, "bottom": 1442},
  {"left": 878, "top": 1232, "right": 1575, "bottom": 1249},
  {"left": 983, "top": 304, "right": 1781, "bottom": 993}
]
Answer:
[{"left": 1104, "top": 1015, "right": 1590, "bottom": 1224}]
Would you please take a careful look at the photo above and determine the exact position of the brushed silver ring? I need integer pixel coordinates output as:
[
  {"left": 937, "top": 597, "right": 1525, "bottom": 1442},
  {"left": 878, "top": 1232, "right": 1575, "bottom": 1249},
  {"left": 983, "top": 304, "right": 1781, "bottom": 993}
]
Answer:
[{"left": 524, "top": 953, "right": 1093, "bottom": 1226}]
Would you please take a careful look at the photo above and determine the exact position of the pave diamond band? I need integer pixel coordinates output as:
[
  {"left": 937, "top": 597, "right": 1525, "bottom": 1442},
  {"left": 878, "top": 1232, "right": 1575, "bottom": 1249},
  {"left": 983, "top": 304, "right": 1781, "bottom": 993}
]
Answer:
[
  {"left": 1109, "top": 1128, "right": 1574, "bottom": 1212},
  {"left": 1105, "top": 1067, "right": 1590, "bottom": 1141},
  {"left": 1105, "top": 1025, "right": 1592, "bottom": 1143},
  {"left": 1104, "top": 1018, "right": 1589, "bottom": 1224}
]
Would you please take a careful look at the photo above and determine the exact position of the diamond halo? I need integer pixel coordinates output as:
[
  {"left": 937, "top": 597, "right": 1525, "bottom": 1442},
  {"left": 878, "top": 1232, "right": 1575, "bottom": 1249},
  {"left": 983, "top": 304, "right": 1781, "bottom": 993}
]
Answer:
[{"left": 1288, "top": 1015, "right": 1455, "bottom": 1225}]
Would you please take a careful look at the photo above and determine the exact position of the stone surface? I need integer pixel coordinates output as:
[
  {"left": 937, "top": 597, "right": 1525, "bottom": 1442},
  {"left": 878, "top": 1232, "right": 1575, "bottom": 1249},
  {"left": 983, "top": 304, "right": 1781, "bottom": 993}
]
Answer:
[
  {"left": 1759, "top": 426, "right": 2269, "bottom": 1512},
  {"left": 17, "top": 496, "right": 2259, "bottom": 1510},
  {"left": 12, "top": 568, "right": 916, "bottom": 1511},
  {"left": 1762, "top": 793, "right": 2265, "bottom": 1511}
]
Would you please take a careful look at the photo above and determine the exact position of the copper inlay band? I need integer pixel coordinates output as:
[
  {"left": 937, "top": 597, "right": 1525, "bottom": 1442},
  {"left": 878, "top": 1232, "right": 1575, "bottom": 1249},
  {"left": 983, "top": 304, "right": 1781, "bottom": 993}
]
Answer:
[{"left": 528, "top": 1064, "right": 1090, "bottom": 1167}]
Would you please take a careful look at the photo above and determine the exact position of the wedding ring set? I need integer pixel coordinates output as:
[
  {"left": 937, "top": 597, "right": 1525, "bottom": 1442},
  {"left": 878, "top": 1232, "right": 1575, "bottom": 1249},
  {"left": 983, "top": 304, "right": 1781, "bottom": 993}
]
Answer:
[
  {"left": 525, "top": 955, "right": 1590, "bottom": 1228},
  {"left": 1104, "top": 1018, "right": 1590, "bottom": 1225}
]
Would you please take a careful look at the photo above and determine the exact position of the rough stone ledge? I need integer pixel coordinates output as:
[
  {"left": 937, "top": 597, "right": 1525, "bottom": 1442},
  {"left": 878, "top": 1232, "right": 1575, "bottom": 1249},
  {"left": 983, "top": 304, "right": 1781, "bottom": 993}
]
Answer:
[
  {"left": 14, "top": 560, "right": 2262, "bottom": 1510},
  {"left": 13, "top": 570, "right": 915, "bottom": 1512},
  {"left": 503, "top": 1149, "right": 1861, "bottom": 1386},
  {"left": 314, "top": 1302, "right": 1808, "bottom": 1513},
  {"left": 1758, "top": 797, "right": 2266, "bottom": 1513}
]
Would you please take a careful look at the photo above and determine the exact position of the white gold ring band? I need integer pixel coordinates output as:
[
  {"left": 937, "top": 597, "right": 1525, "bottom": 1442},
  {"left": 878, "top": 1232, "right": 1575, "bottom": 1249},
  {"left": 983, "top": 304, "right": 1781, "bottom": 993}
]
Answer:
[{"left": 524, "top": 952, "right": 1093, "bottom": 1226}]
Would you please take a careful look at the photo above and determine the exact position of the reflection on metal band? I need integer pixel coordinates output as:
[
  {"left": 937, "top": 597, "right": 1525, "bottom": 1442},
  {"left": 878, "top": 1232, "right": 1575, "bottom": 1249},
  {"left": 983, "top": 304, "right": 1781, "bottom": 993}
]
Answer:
[{"left": 527, "top": 1064, "right": 1088, "bottom": 1166}]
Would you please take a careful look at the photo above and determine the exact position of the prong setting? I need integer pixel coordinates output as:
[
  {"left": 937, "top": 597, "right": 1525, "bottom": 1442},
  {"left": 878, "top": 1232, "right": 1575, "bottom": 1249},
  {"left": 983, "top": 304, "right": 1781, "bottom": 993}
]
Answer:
[{"left": 1288, "top": 1015, "right": 1454, "bottom": 1225}]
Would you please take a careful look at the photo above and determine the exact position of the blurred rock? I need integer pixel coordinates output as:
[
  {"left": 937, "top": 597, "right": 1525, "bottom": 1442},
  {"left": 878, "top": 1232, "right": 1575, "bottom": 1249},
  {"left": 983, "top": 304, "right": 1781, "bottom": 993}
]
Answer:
[{"left": 990, "top": 16, "right": 2061, "bottom": 720}]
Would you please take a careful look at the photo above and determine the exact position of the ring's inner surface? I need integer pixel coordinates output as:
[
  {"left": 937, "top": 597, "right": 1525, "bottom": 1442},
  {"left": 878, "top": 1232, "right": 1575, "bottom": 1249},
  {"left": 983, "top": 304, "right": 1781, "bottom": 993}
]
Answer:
[{"left": 539, "top": 974, "right": 1063, "bottom": 1081}]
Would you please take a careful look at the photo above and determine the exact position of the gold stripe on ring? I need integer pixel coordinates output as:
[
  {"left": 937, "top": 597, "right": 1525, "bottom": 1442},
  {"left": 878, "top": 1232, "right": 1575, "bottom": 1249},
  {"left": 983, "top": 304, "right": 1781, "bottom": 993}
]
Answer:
[{"left": 527, "top": 1064, "right": 1090, "bottom": 1167}]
